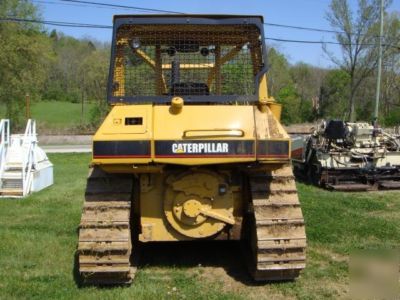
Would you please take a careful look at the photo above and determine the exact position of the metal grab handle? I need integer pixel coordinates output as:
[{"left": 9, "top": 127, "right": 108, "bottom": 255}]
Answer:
[{"left": 182, "top": 129, "right": 244, "bottom": 138}]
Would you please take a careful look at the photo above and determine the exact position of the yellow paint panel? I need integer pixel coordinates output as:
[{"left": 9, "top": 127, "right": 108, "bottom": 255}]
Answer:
[
  {"left": 92, "top": 105, "right": 153, "bottom": 164},
  {"left": 94, "top": 105, "right": 152, "bottom": 137},
  {"left": 153, "top": 105, "right": 254, "bottom": 140},
  {"left": 152, "top": 105, "right": 256, "bottom": 165},
  {"left": 91, "top": 104, "right": 292, "bottom": 167}
]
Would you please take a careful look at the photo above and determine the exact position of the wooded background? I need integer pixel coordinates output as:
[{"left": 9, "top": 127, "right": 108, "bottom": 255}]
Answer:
[{"left": 0, "top": 0, "right": 399, "bottom": 129}]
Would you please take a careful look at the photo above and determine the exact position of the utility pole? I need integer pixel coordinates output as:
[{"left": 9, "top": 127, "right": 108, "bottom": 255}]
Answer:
[
  {"left": 26, "top": 93, "right": 31, "bottom": 119},
  {"left": 81, "top": 73, "right": 85, "bottom": 125},
  {"left": 374, "top": 0, "right": 384, "bottom": 124}
]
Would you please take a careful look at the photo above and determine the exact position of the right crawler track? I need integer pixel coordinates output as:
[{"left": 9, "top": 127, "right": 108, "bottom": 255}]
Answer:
[
  {"left": 248, "top": 165, "right": 307, "bottom": 281},
  {"left": 77, "top": 167, "right": 135, "bottom": 285}
]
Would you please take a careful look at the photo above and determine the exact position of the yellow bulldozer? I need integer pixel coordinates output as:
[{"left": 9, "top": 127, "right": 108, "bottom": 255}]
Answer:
[{"left": 77, "top": 15, "right": 306, "bottom": 285}]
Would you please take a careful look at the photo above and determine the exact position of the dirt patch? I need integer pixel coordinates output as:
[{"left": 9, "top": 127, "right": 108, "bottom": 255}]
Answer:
[
  {"left": 312, "top": 246, "right": 348, "bottom": 263},
  {"left": 137, "top": 241, "right": 291, "bottom": 299},
  {"left": 197, "top": 266, "right": 292, "bottom": 299},
  {"left": 304, "top": 277, "right": 349, "bottom": 299},
  {"left": 366, "top": 210, "right": 400, "bottom": 221}
]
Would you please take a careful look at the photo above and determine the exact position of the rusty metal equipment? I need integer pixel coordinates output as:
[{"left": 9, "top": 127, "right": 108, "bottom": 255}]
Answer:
[{"left": 292, "top": 120, "right": 400, "bottom": 191}]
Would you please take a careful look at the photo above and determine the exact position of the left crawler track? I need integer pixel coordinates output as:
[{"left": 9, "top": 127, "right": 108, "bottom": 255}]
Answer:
[{"left": 77, "top": 167, "right": 135, "bottom": 285}]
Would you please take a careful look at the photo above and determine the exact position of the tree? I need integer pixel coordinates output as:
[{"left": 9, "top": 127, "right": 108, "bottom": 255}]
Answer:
[
  {"left": 42, "top": 34, "right": 109, "bottom": 104},
  {"left": 319, "top": 69, "right": 351, "bottom": 119},
  {"left": 266, "top": 48, "right": 321, "bottom": 124},
  {"left": 275, "top": 85, "right": 302, "bottom": 125},
  {"left": 324, "top": 0, "right": 389, "bottom": 121},
  {"left": 379, "top": 12, "right": 400, "bottom": 124},
  {"left": 0, "top": 0, "right": 51, "bottom": 126},
  {"left": 290, "top": 63, "right": 326, "bottom": 121},
  {"left": 266, "top": 47, "right": 293, "bottom": 96}
]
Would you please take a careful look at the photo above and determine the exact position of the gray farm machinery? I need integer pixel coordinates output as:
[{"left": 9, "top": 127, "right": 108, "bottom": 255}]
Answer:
[{"left": 292, "top": 120, "right": 400, "bottom": 191}]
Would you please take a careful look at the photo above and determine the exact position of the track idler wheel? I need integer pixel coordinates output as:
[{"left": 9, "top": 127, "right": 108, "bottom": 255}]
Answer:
[{"left": 164, "top": 170, "right": 235, "bottom": 238}]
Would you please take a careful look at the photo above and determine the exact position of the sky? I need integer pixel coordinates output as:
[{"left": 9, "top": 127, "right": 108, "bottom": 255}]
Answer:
[{"left": 34, "top": 0, "right": 400, "bottom": 68}]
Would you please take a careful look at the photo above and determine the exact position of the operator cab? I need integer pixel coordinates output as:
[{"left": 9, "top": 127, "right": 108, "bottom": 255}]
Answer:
[{"left": 108, "top": 15, "right": 267, "bottom": 104}]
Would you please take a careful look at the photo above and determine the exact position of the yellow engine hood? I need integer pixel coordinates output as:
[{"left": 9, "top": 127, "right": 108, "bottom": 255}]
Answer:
[{"left": 92, "top": 104, "right": 290, "bottom": 166}]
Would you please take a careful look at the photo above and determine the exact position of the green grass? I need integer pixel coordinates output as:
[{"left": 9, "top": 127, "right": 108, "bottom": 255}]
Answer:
[
  {"left": 31, "top": 101, "right": 95, "bottom": 130},
  {"left": 0, "top": 153, "right": 399, "bottom": 299},
  {"left": 0, "top": 101, "right": 96, "bottom": 134}
]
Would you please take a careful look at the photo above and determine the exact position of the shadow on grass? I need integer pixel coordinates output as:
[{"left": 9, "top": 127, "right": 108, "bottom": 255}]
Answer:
[
  {"left": 73, "top": 251, "right": 84, "bottom": 288},
  {"left": 136, "top": 240, "right": 277, "bottom": 286},
  {"left": 72, "top": 234, "right": 295, "bottom": 288}
]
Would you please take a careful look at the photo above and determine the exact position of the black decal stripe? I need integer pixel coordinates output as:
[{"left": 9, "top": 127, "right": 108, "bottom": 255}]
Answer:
[
  {"left": 156, "top": 154, "right": 254, "bottom": 158},
  {"left": 257, "top": 140, "right": 289, "bottom": 158},
  {"left": 94, "top": 155, "right": 150, "bottom": 158},
  {"left": 155, "top": 140, "right": 255, "bottom": 157},
  {"left": 93, "top": 141, "right": 151, "bottom": 158}
]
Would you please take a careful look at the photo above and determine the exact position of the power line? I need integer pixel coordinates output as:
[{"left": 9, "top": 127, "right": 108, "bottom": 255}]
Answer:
[
  {"left": 51, "top": 0, "right": 380, "bottom": 37},
  {"left": 266, "top": 37, "right": 337, "bottom": 44},
  {"left": 34, "top": 0, "right": 346, "bottom": 35},
  {"left": 268, "top": 37, "right": 399, "bottom": 49},
  {"left": 33, "top": 0, "right": 156, "bottom": 12},
  {"left": 263, "top": 22, "right": 344, "bottom": 35},
  {"left": 33, "top": 0, "right": 383, "bottom": 37},
  {"left": 32, "top": 0, "right": 132, "bottom": 11},
  {"left": 46, "top": 0, "right": 345, "bottom": 34},
  {"left": 264, "top": 22, "right": 385, "bottom": 39},
  {"left": 266, "top": 37, "right": 373, "bottom": 46},
  {"left": 267, "top": 37, "right": 399, "bottom": 48},
  {"left": 1, "top": 17, "right": 398, "bottom": 49},
  {"left": 57, "top": 0, "right": 183, "bottom": 14},
  {"left": 0, "top": 17, "right": 112, "bottom": 28}
]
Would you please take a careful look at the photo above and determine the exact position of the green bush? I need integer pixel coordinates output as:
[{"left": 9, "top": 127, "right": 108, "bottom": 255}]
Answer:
[
  {"left": 276, "top": 85, "right": 302, "bottom": 125},
  {"left": 381, "top": 107, "right": 400, "bottom": 126}
]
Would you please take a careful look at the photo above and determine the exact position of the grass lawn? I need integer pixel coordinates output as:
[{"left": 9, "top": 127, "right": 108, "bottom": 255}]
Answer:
[
  {"left": 0, "top": 153, "right": 399, "bottom": 299},
  {"left": 31, "top": 101, "right": 95, "bottom": 131},
  {"left": 0, "top": 101, "right": 95, "bottom": 132}
]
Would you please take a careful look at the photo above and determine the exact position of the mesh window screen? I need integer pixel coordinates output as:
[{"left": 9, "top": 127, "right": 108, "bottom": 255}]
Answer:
[{"left": 111, "top": 24, "right": 264, "bottom": 99}]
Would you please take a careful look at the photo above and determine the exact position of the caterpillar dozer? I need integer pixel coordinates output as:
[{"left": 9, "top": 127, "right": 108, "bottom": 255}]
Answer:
[
  {"left": 292, "top": 120, "right": 400, "bottom": 191},
  {"left": 77, "top": 15, "right": 306, "bottom": 285}
]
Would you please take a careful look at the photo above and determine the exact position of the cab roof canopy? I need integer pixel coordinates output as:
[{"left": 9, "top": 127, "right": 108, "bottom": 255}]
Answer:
[
  {"left": 112, "top": 15, "right": 265, "bottom": 46},
  {"left": 113, "top": 14, "right": 264, "bottom": 24}
]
